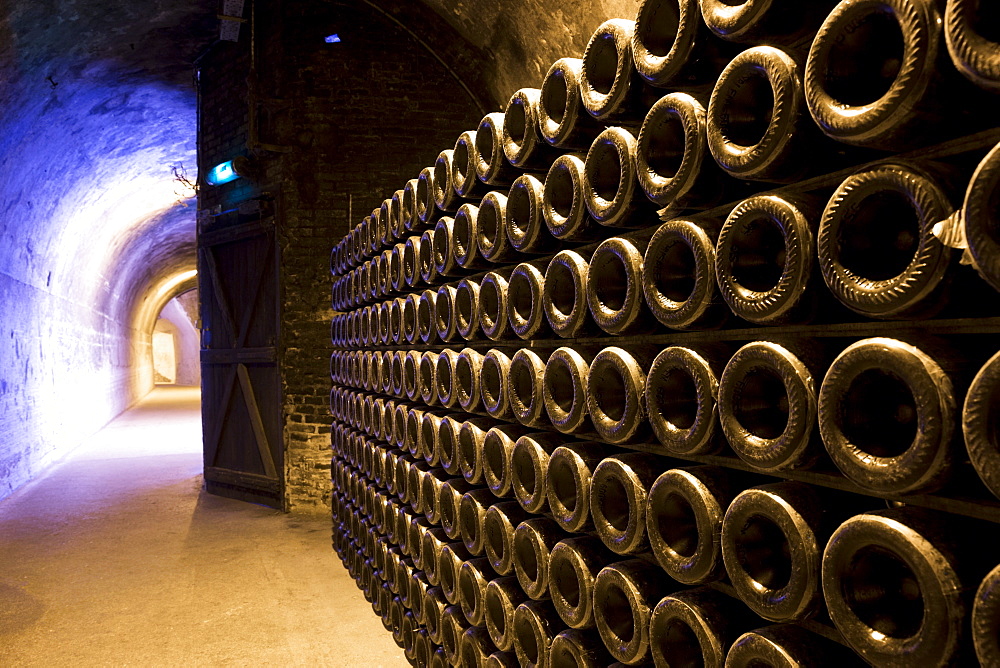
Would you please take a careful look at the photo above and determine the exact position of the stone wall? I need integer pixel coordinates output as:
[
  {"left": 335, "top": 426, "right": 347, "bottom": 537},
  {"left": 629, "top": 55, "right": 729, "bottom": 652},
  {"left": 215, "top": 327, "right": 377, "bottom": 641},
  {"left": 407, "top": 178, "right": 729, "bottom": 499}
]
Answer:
[{"left": 197, "top": 0, "right": 483, "bottom": 511}]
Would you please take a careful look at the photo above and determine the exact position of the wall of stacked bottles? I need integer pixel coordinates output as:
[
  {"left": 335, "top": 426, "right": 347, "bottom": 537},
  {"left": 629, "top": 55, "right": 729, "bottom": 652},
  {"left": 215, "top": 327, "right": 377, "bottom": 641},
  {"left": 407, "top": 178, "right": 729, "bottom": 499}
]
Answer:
[{"left": 327, "top": 0, "right": 1000, "bottom": 665}]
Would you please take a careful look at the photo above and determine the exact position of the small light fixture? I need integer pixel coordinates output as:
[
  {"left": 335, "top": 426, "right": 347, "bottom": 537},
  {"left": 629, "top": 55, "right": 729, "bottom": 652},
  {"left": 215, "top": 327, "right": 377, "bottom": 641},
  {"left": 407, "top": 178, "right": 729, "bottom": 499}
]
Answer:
[
  {"left": 205, "top": 156, "right": 252, "bottom": 186},
  {"left": 325, "top": 33, "right": 341, "bottom": 43}
]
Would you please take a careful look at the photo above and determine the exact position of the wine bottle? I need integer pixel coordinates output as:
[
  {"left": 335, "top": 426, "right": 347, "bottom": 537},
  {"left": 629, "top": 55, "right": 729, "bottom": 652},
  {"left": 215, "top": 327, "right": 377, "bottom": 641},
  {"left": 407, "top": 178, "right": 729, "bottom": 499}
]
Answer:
[
  {"left": 587, "top": 237, "right": 655, "bottom": 335},
  {"left": 805, "top": 0, "right": 961, "bottom": 149},
  {"left": 707, "top": 46, "right": 815, "bottom": 182},
  {"left": 543, "top": 251, "right": 598, "bottom": 339},
  {"left": 548, "top": 536, "right": 619, "bottom": 629},
  {"left": 479, "top": 272, "right": 512, "bottom": 341},
  {"left": 717, "top": 340, "right": 820, "bottom": 472},
  {"left": 965, "top": 350, "right": 1000, "bottom": 500},
  {"left": 819, "top": 337, "right": 957, "bottom": 495},
  {"left": 507, "top": 174, "right": 556, "bottom": 253},
  {"left": 458, "top": 557, "right": 499, "bottom": 626},
  {"left": 590, "top": 453, "right": 664, "bottom": 555},
  {"left": 458, "top": 417, "right": 501, "bottom": 486},
  {"left": 455, "top": 348, "right": 485, "bottom": 412},
  {"left": 584, "top": 128, "right": 655, "bottom": 228},
  {"left": 476, "top": 191, "right": 517, "bottom": 263},
  {"left": 542, "top": 153, "right": 602, "bottom": 241},
  {"left": 433, "top": 150, "right": 462, "bottom": 213},
  {"left": 484, "top": 576, "right": 531, "bottom": 651},
  {"left": 714, "top": 194, "right": 820, "bottom": 325},
  {"left": 538, "top": 57, "right": 604, "bottom": 150},
  {"left": 508, "top": 349, "right": 549, "bottom": 428},
  {"left": 973, "top": 563, "right": 1000, "bottom": 666},
  {"left": 549, "top": 628, "right": 615, "bottom": 667},
  {"left": 822, "top": 508, "right": 991, "bottom": 667},
  {"left": 508, "top": 262, "right": 551, "bottom": 340},
  {"left": 503, "top": 88, "right": 561, "bottom": 171},
  {"left": 460, "top": 625, "right": 497, "bottom": 668},
  {"left": 458, "top": 488, "right": 495, "bottom": 555},
  {"left": 546, "top": 442, "right": 609, "bottom": 533},
  {"left": 438, "top": 477, "right": 474, "bottom": 540},
  {"left": 645, "top": 346, "right": 728, "bottom": 455},
  {"left": 592, "top": 559, "right": 670, "bottom": 664},
  {"left": 512, "top": 599, "right": 565, "bottom": 668},
  {"left": 476, "top": 113, "right": 520, "bottom": 187},
  {"left": 483, "top": 501, "right": 530, "bottom": 575},
  {"left": 961, "top": 141, "right": 1000, "bottom": 293},
  {"left": 482, "top": 424, "right": 533, "bottom": 498},
  {"left": 481, "top": 350, "right": 514, "bottom": 421},
  {"left": 579, "top": 19, "right": 649, "bottom": 123},
  {"left": 511, "top": 432, "right": 565, "bottom": 514},
  {"left": 434, "top": 283, "right": 457, "bottom": 342},
  {"left": 722, "top": 481, "right": 845, "bottom": 622},
  {"left": 416, "top": 165, "right": 443, "bottom": 227},
  {"left": 542, "top": 347, "right": 593, "bottom": 434},
  {"left": 649, "top": 586, "right": 758, "bottom": 667},
  {"left": 725, "top": 623, "right": 866, "bottom": 666},
  {"left": 587, "top": 346, "right": 654, "bottom": 444},
  {"left": 817, "top": 161, "right": 957, "bottom": 319}
]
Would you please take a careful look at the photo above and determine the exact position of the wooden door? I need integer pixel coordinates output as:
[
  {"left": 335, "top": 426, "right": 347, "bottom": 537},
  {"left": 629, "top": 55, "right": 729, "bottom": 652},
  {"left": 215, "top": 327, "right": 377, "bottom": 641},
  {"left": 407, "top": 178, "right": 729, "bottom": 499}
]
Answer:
[{"left": 199, "top": 217, "right": 283, "bottom": 508}]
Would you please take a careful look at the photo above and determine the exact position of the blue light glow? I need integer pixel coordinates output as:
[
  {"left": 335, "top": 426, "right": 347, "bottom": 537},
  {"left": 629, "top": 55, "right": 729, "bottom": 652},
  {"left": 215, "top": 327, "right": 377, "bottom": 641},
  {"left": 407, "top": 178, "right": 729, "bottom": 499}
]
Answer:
[
  {"left": 206, "top": 160, "right": 240, "bottom": 186},
  {"left": 325, "top": 33, "right": 341, "bottom": 43}
]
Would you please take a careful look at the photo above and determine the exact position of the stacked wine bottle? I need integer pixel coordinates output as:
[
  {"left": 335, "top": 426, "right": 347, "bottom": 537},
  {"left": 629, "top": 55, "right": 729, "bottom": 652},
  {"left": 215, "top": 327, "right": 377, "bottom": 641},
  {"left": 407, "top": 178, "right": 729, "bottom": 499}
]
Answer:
[{"left": 329, "top": 0, "right": 1000, "bottom": 665}]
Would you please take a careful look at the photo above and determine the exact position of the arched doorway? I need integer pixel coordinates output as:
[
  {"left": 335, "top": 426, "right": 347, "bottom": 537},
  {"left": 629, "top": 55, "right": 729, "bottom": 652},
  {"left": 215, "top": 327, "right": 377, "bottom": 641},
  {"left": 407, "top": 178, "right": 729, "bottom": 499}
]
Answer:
[{"left": 153, "top": 289, "right": 201, "bottom": 386}]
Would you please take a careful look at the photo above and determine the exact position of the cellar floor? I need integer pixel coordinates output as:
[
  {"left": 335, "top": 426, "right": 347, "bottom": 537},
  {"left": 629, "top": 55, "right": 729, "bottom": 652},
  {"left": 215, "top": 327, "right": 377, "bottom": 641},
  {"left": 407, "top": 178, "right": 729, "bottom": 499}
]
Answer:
[{"left": 0, "top": 386, "right": 406, "bottom": 667}]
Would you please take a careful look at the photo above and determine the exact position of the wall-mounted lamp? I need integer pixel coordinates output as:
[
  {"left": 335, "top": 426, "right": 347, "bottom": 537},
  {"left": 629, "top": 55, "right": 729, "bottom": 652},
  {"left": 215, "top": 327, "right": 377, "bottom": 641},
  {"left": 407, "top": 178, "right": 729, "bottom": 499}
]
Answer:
[{"left": 205, "top": 156, "right": 252, "bottom": 187}]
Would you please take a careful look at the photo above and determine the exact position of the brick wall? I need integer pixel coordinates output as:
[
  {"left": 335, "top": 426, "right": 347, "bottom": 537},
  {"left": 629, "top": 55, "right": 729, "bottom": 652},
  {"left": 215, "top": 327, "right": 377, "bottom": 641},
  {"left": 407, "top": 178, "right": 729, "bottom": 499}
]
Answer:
[{"left": 198, "top": 0, "right": 483, "bottom": 512}]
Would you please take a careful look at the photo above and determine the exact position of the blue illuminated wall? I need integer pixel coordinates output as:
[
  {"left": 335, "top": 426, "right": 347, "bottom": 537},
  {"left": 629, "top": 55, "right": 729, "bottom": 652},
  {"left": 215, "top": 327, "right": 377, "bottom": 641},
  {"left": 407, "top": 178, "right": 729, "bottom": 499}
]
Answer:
[{"left": 0, "top": 1, "right": 214, "bottom": 500}]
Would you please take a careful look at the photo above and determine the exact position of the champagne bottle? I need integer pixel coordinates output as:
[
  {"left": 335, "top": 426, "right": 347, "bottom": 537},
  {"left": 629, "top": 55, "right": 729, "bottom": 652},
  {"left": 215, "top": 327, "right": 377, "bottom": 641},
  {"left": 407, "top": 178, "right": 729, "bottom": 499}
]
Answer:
[
  {"left": 817, "top": 161, "right": 957, "bottom": 319},
  {"left": 513, "top": 517, "right": 566, "bottom": 600},
  {"left": 509, "top": 349, "right": 550, "bottom": 428},
  {"left": 538, "top": 57, "right": 604, "bottom": 150},
  {"left": 546, "top": 442, "right": 609, "bottom": 533},
  {"left": 819, "top": 337, "right": 957, "bottom": 495},
  {"left": 513, "top": 600, "right": 566, "bottom": 668},
  {"left": 511, "top": 432, "right": 565, "bottom": 514},
  {"left": 649, "top": 586, "right": 757, "bottom": 667},
  {"left": 587, "top": 346, "right": 655, "bottom": 444},
  {"left": 725, "top": 623, "right": 865, "bottom": 666},
  {"left": 717, "top": 340, "right": 820, "bottom": 472},
  {"left": 484, "top": 576, "right": 531, "bottom": 651},
  {"left": 587, "top": 237, "right": 655, "bottom": 335},
  {"left": 714, "top": 194, "right": 820, "bottom": 325},
  {"left": 590, "top": 453, "right": 664, "bottom": 555},
  {"left": 548, "top": 536, "right": 619, "bottom": 629},
  {"left": 543, "top": 251, "right": 598, "bottom": 339},
  {"left": 593, "top": 559, "right": 670, "bottom": 664},
  {"left": 508, "top": 262, "right": 551, "bottom": 340},
  {"left": 965, "top": 350, "right": 1000, "bottom": 500},
  {"left": 823, "top": 508, "right": 991, "bottom": 667},
  {"left": 646, "top": 466, "right": 737, "bottom": 585},
  {"left": 543, "top": 347, "right": 594, "bottom": 434}
]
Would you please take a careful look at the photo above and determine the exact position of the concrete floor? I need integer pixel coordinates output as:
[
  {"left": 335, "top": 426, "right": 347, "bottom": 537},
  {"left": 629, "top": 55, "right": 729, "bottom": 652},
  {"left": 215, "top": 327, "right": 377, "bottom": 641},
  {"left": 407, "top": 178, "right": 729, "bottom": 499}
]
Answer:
[{"left": 0, "top": 386, "right": 406, "bottom": 667}]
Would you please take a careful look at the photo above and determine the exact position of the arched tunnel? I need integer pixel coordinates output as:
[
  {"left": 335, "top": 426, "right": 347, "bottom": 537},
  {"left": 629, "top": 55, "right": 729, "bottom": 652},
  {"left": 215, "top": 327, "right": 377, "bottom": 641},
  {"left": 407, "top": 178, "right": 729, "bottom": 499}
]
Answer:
[
  {"left": 0, "top": 0, "right": 636, "bottom": 503},
  {"left": 0, "top": 1, "right": 214, "bottom": 496}
]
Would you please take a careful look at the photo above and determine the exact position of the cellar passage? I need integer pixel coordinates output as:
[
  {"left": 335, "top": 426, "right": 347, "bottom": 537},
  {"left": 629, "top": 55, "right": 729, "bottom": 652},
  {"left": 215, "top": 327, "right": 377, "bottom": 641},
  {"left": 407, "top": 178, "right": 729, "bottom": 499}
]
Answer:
[{"left": 0, "top": 0, "right": 213, "bottom": 500}]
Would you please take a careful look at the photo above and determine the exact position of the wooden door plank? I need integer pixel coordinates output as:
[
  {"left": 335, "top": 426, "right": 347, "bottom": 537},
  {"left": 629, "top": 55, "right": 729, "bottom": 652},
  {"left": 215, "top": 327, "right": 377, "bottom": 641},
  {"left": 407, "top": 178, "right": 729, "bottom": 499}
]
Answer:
[
  {"left": 200, "top": 218, "right": 275, "bottom": 247},
  {"left": 201, "top": 247, "right": 237, "bottom": 344},
  {"left": 234, "top": 237, "right": 273, "bottom": 349},
  {"left": 237, "top": 363, "right": 279, "bottom": 479},
  {"left": 204, "top": 365, "right": 239, "bottom": 467},
  {"left": 201, "top": 348, "right": 277, "bottom": 364},
  {"left": 205, "top": 466, "right": 281, "bottom": 493}
]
